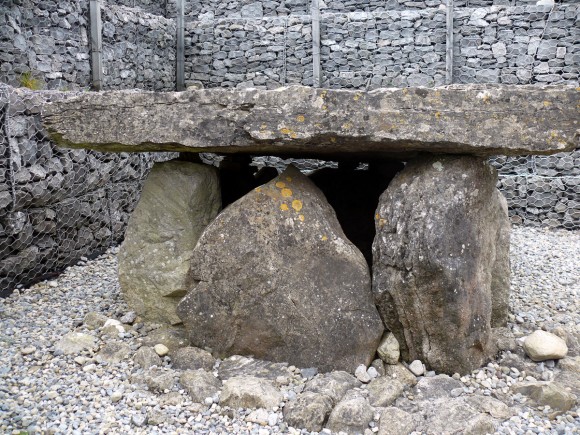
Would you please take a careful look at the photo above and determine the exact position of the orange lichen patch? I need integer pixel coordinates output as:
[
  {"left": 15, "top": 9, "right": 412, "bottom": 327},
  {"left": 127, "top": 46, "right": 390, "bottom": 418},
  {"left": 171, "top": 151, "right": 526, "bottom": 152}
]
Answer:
[
  {"left": 281, "top": 188, "right": 292, "bottom": 198},
  {"left": 435, "top": 111, "right": 442, "bottom": 119},
  {"left": 342, "top": 122, "right": 353, "bottom": 130},
  {"left": 298, "top": 214, "right": 305, "bottom": 222},
  {"left": 353, "top": 93, "right": 361, "bottom": 101},
  {"left": 330, "top": 137, "right": 336, "bottom": 143},
  {"left": 275, "top": 181, "right": 286, "bottom": 189},
  {"left": 286, "top": 177, "right": 292, "bottom": 182},
  {"left": 296, "top": 115, "right": 305, "bottom": 122},
  {"left": 378, "top": 218, "right": 387, "bottom": 227},
  {"left": 375, "top": 213, "right": 380, "bottom": 220},
  {"left": 543, "top": 101, "right": 552, "bottom": 107},
  {"left": 321, "top": 235, "right": 328, "bottom": 241},
  {"left": 260, "top": 124, "right": 268, "bottom": 130},
  {"left": 280, "top": 203, "right": 289, "bottom": 211},
  {"left": 292, "top": 200, "right": 303, "bottom": 212},
  {"left": 255, "top": 187, "right": 262, "bottom": 193},
  {"left": 280, "top": 127, "right": 298, "bottom": 138}
]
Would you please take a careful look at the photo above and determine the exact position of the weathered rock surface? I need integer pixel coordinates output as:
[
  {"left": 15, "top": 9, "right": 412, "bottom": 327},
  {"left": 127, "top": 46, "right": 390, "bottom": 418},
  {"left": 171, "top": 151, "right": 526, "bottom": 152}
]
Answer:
[
  {"left": 177, "top": 165, "right": 383, "bottom": 372},
  {"left": 55, "top": 332, "right": 96, "bottom": 355},
  {"left": 220, "top": 376, "right": 282, "bottom": 409},
  {"left": 283, "top": 392, "right": 334, "bottom": 432},
  {"left": 326, "top": 392, "right": 375, "bottom": 435},
  {"left": 96, "top": 342, "right": 131, "bottom": 364},
  {"left": 217, "top": 355, "right": 293, "bottom": 381},
  {"left": 119, "top": 160, "right": 220, "bottom": 325},
  {"left": 373, "top": 155, "right": 510, "bottom": 374},
  {"left": 44, "top": 85, "right": 579, "bottom": 157},
  {"left": 172, "top": 347, "right": 216, "bottom": 371},
  {"left": 523, "top": 330, "right": 568, "bottom": 361},
  {"left": 367, "top": 376, "right": 405, "bottom": 407},
  {"left": 133, "top": 347, "right": 162, "bottom": 369},
  {"left": 303, "top": 371, "right": 362, "bottom": 404},
  {"left": 378, "top": 407, "right": 417, "bottom": 435},
  {"left": 139, "top": 327, "right": 189, "bottom": 355},
  {"left": 179, "top": 369, "right": 222, "bottom": 403},
  {"left": 511, "top": 381, "right": 576, "bottom": 412},
  {"left": 377, "top": 332, "right": 400, "bottom": 365}
]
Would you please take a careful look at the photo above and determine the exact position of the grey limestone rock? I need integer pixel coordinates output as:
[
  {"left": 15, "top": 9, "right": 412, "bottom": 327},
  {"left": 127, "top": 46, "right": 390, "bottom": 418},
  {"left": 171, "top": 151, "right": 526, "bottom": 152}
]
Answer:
[
  {"left": 179, "top": 369, "right": 222, "bottom": 403},
  {"left": 373, "top": 155, "right": 510, "bottom": 374},
  {"left": 326, "top": 392, "right": 374, "bottom": 435},
  {"left": 367, "top": 376, "right": 406, "bottom": 407},
  {"left": 283, "top": 392, "right": 334, "bottom": 432},
  {"left": 172, "top": 346, "right": 216, "bottom": 371},
  {"left": 96, "top": 342, "right": 131, "bottom": 364},
  {"left": 303, "top": 371, "right": 362, "bottom": 405},
  {"left": 133, "top": 346, "right": 162, "bottom": 369},
  {"left": 44, "top": 85, "right": 579, "bottom": 157},
  {"left": 378, "top": 407, "right": 417, "bottom": 435},
  {"left": 177, "top": 165, "right": 383, "bottom": 372},
  {"left": 119, "top": 160, "right": 221, "bottom": 325},
  {"left": 55, "top": 332, "right": 96, "bottom": 355},
  {"left": 144, "top": 368, "right": 177, "bottom": 393},
  {"left": 220, "top": 376, "right": 282, "bottom": 409}
]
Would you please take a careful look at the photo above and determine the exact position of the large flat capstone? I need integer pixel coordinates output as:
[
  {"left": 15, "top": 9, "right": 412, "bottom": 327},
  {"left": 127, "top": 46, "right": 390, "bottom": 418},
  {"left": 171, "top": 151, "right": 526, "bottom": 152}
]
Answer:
[{"left": 43, "top": 85, "right": 579, "bottom": 158}]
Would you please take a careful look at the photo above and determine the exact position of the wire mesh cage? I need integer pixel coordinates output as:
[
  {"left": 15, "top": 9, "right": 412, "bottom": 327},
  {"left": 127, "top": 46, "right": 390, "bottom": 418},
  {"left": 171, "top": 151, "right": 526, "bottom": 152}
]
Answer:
[{"left": 0, "top": 84, "right": 176, "bottom": 295}]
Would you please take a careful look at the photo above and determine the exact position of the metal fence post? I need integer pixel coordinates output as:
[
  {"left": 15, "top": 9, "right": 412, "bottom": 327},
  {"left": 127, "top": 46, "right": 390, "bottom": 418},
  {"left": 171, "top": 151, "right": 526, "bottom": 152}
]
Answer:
[
  {"left": 176, "top": 0, "right": 185, "bottom": 91},
  {"left": 89, "top": 0, "right": 103, "bottom": 90},
  {"left": 311, "top": 0, "right": 321, "bottom": 88},
  {"left": 445, "top": 0, "right": 454, "bottom": 85}
]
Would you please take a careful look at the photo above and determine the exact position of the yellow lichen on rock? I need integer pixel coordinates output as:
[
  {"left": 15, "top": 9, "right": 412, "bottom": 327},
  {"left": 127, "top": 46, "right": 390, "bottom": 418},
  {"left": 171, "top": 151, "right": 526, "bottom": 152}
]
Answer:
[
  {"left": 281, "top": 188, "right": 293, "bottom": 198},
  {"left": 292, "top": 200, "right": 303, "bottom": 212}
]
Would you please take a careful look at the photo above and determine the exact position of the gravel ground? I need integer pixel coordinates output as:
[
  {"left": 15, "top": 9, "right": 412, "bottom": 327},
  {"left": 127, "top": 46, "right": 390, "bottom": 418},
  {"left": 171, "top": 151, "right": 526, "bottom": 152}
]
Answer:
[{"left": 0, "top": 226, "right": 579, "bottom": 434}]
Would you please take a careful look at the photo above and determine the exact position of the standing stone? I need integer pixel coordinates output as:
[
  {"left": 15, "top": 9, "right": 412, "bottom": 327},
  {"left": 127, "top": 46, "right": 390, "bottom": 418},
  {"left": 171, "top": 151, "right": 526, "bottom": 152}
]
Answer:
[
  {"left": 491, "top": 190, "right": 511, "bottom": 327},
  {"left": 373, "top": 156, "right": 510, "bottom": 375},
  {"left": 177, "top": 166, "right": 383, "bottom": 372},
  {"left": 119, "top": 160, "right": 221, "bottom": 325}
]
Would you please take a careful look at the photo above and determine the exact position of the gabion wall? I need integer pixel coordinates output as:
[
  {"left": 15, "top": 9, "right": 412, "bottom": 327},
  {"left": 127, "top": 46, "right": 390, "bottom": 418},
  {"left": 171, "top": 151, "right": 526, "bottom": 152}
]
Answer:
[{"left": 0, "top": 84, "right": 175, "bottom": 295}]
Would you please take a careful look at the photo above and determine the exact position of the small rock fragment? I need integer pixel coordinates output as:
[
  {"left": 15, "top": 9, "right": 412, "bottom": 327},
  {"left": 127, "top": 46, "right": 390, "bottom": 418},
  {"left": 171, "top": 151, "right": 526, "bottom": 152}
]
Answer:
[
  {"left": 221, "top": 376, "right": 282, "bottom": 409},
  {"left": 134, "top": 346, "right": 162, "bottom": 369},
  {"left": 355, "top": 364, "right": 371, "bottom": 383},
  {"left": 409, "top": 360, "right": 425, "bottom": 376},
  {"left": 154, "top": 344, "right": 170, "bottom": 357},
  {"left": 377, "top": 332, "right": 400, "bottom": 365}
]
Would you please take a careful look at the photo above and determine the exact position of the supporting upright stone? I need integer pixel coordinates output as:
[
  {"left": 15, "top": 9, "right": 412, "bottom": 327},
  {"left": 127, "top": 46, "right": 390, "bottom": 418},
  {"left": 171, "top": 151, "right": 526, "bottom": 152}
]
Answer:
[
  {"left": 177, "top": 165, "right": 384, "bottom": 372},
  {"left": 118, "top": 160, "right": 221, "bottom": 325},
  {"left": 372, "top": 155, "right": 510, "bottom": 374}
]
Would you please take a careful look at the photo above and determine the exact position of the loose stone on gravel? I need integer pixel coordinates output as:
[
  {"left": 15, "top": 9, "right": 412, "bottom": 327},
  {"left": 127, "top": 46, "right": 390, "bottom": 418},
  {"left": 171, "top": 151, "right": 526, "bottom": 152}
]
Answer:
[
  {"left": 523, "top": 330, "right": 569, "bottom": 361},
  {"left": 1, "top": 227, "right": 579, "bottom": 434}
]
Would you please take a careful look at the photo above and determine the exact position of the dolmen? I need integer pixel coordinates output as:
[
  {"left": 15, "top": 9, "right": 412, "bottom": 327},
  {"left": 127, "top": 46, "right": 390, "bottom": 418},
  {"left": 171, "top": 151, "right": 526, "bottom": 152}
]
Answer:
[{"left": 43, "top": 85, "right": 579, "bottom": 375}]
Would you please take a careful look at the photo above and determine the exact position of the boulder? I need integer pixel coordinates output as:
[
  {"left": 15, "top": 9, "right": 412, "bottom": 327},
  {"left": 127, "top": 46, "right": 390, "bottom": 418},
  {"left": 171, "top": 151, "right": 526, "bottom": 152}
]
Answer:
[
  {"left": 45, "top": 85, "right": 579, "bottom": 157},
  {"left": 283, "top": 392, "right": 334, "bottom": 432},
  {"left": 144, "top": 368, "right": 177, "bottom": 393},
  {"left": 523, "top": 330, "right": 568, "bottom": 361},
  {"left": 373, "top": 155, "right": 510, "bottom": 374},
  {"left": 217, "top": 355, "right": 293, "bottom": 381},
  {"left": 119, "top": 160, "right": 221, "bottom": 325},
  {"left": 177, "top": 165, "right": 383, "bottom": 372},
  {"left": 139, "top": 327, "right": 189, "bottom": 355}
]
